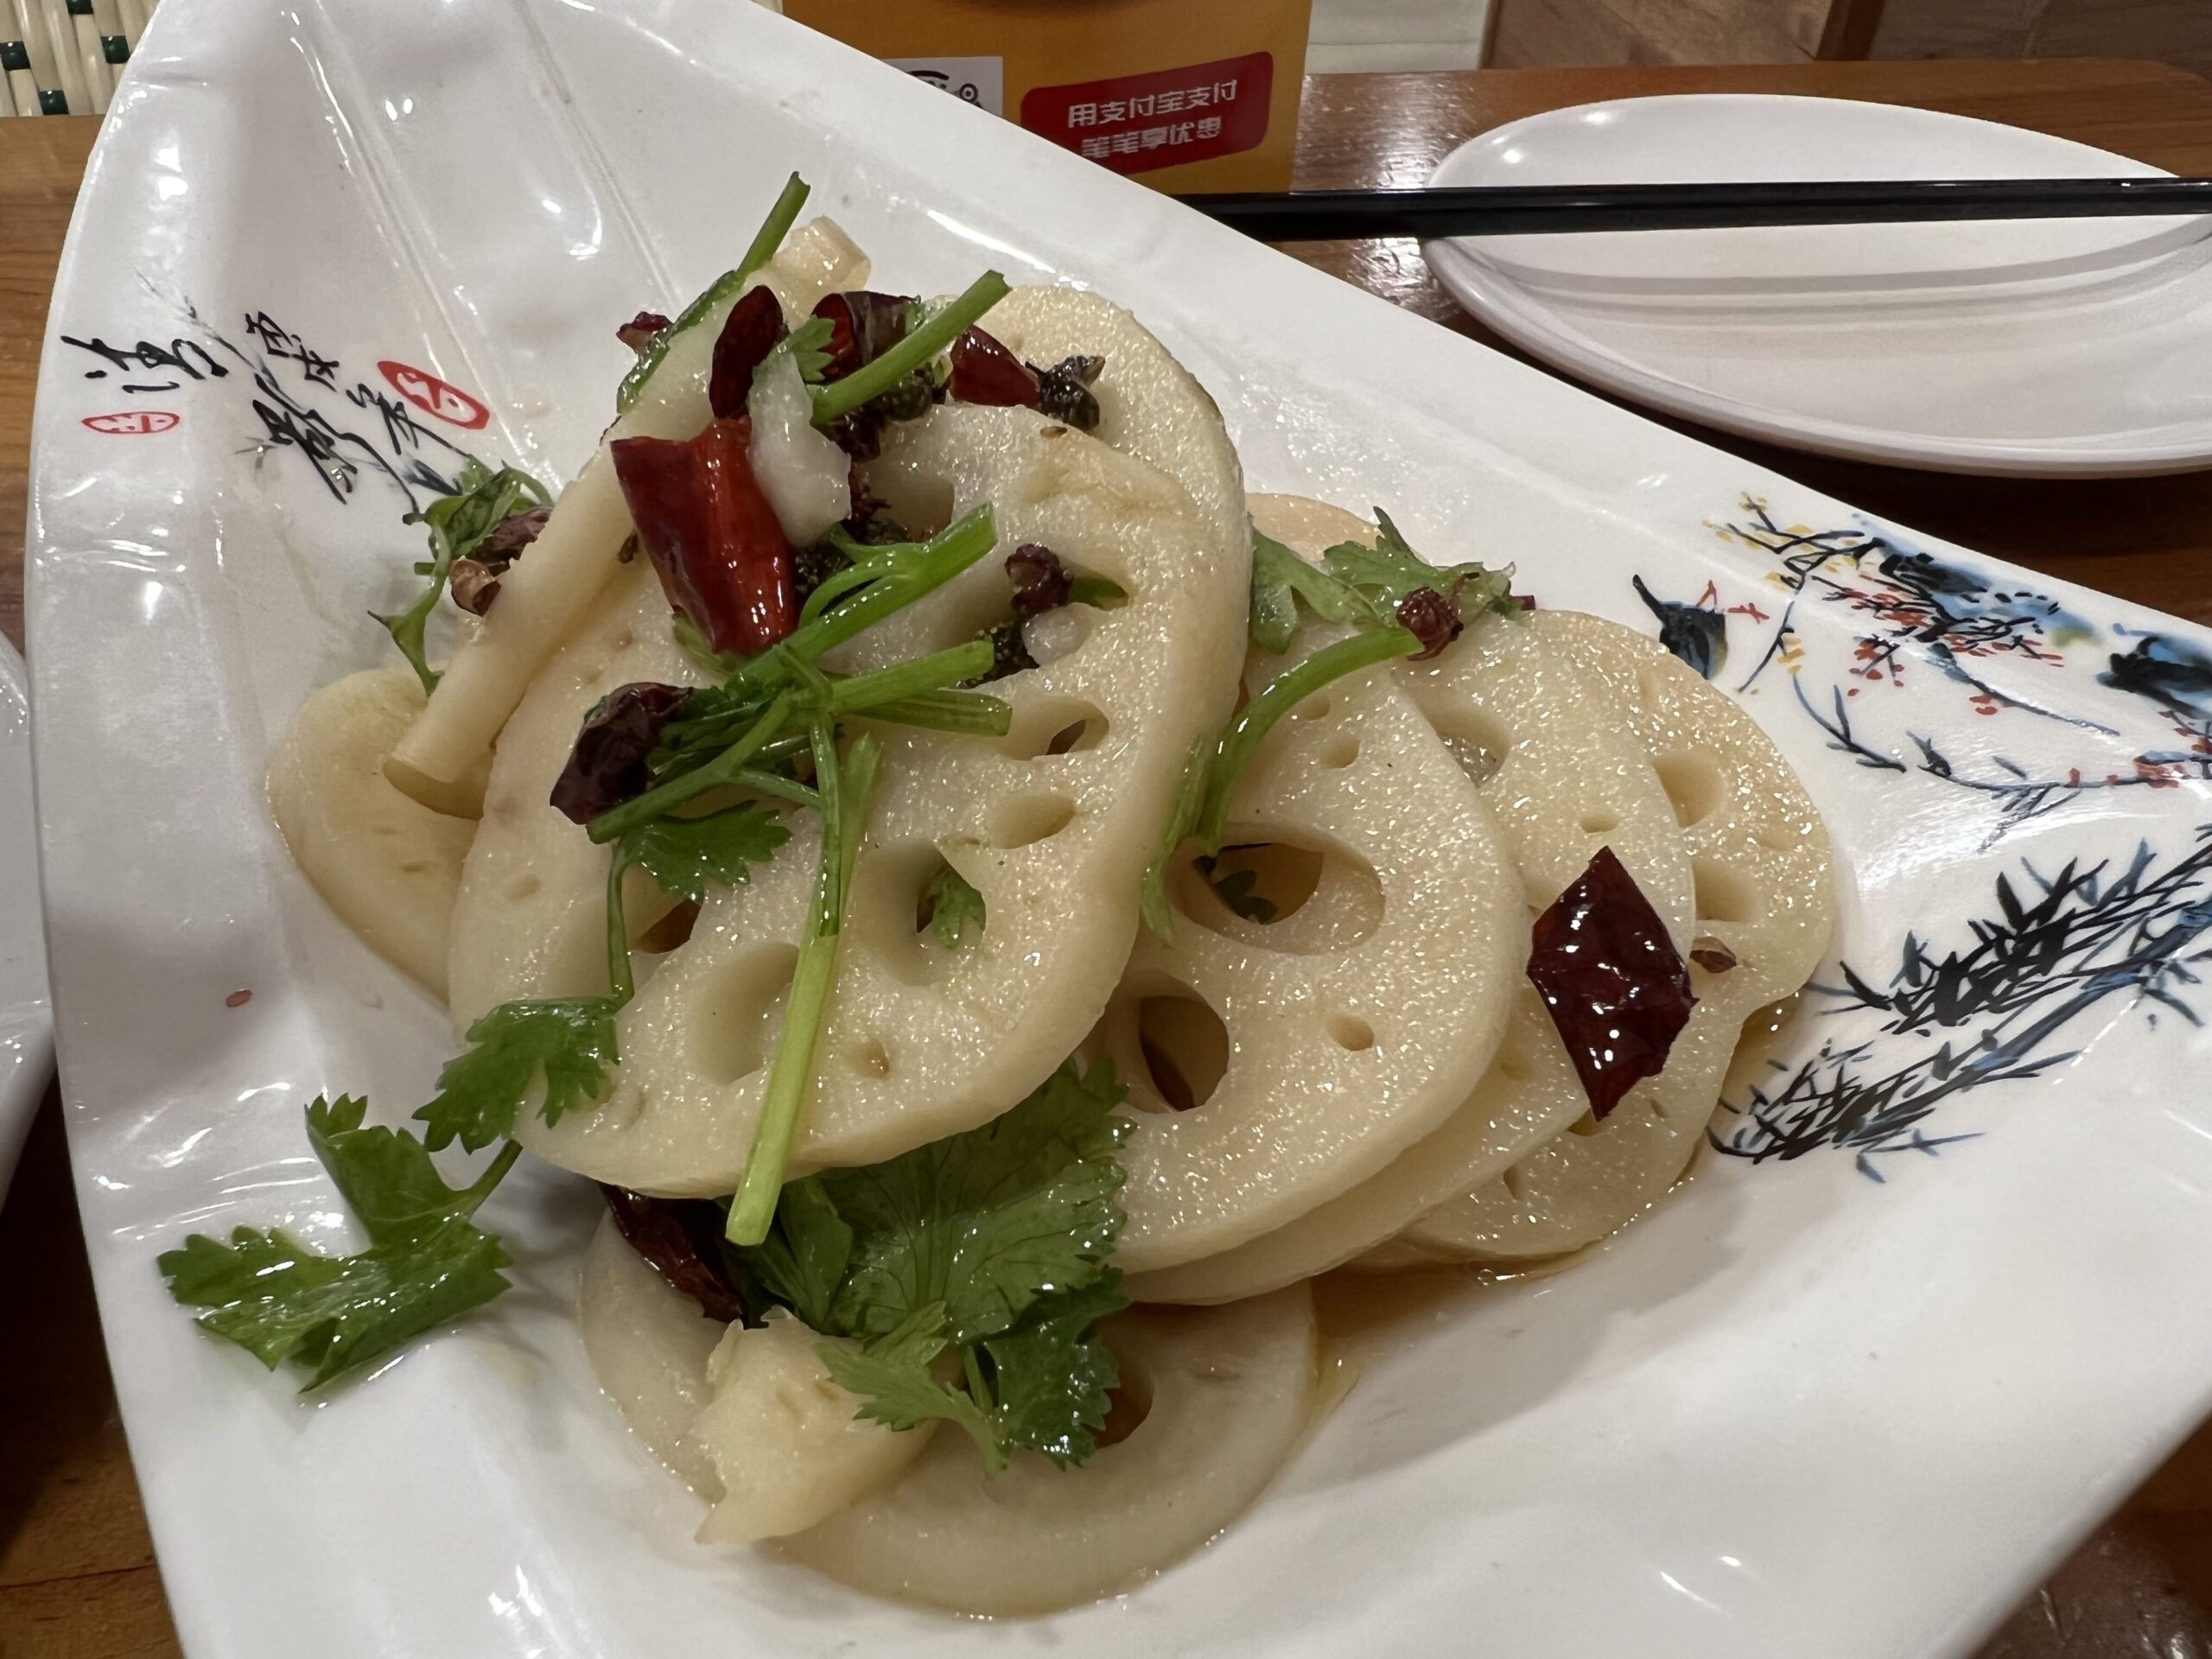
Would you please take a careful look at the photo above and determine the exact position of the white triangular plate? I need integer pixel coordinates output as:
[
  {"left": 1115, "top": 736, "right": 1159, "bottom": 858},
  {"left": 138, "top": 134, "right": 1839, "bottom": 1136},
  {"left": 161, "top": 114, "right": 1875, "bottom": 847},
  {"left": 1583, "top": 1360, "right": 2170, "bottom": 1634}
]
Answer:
[{"left": 29, "top": 3, "right": 2212, "bottom": 1655}]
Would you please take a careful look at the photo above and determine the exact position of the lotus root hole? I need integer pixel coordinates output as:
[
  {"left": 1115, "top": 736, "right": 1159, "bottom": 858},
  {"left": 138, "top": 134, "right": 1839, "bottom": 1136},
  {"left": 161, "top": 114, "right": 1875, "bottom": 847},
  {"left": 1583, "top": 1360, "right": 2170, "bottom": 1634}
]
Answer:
[
  {"left": 503, "top": 872, "right": 543, "bottom": 901},
  {"left": 1294, "top": 696, "right": 1332, "bottom": 721},
  {"left": 1429, "top": 707, "right": 1513, "bottom": 789},
  {"left": 1136, "top": 992, "right": 1230, "bottom": 1112},
  {"left": 1002, "top": 696, "right": 1109, "bottom": 760},
  {"left": 988, "top": 792, "right": 1077, "bottom": 849},
  {"left": 1580, "top": 810, "right": 1619, "bottom": 836},
  {"left": 1693, "top": 858, "right": 1756, "bottom": 925},
  {"left": 849, "top": 843, "right": 966, "bottom": 988},
  {"left": 1172, "top": 840, "right": 1383, "bottom": 952},
  {"left": 1327, "top": 1014, "right": 1376, "bottom": 1052},
  {"left": 691, "top": 943, "right": 800, "bottom": 1085},
  {"left": 1567, "top": 1110, "right": 1605, "bottom": 1138},
  {"left": 847, "top": 1035, "right": 893, "bottom": 1078},
  {"left": 637, "top": 900, "right": 699, "bottom": 955},
  {"left": 1201, "top": 842, "right": 1322, "bottom": 923},
  {"left": 1319, "top": 732, "right": 1359, "bottom": 770},
  {"left": 1093, "top": 1364, "right": 1158, "bottom": 1450},
  {"left": 1655, "top": 749, "right": 1728, "bottom": 828},
  {"left": 868, "top": 470, "right": 954, "bottom": 538}
]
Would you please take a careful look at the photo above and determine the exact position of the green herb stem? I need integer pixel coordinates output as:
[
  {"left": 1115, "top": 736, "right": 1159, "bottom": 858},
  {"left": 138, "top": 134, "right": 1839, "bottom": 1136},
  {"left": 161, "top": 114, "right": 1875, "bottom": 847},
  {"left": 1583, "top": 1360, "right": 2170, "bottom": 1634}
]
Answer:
[
  {"left": 615, "top": 172, "right": 810, "bottom": 414},
  {"left": 798, "top": 548, "right": 912, "bottom": 627},
  {"left": 462, "top": 1139, "right": 525, "bottom": 1212},
  {"left": 733, "top": 768, "right": 822, "bottom": 810},
  {"left": 1193, "top": 626, "right": 1420, "bottom": 854},
  {"left": 858, "top": 690, "right": 1013, "bottom": 736},
  {"left": 777, "top": 506, "right": 999, "bottom": 670},
  {"left": 963, "top": 1345, "right": 995, "bottom": 1413},
  {"left": 810, "top": 270, "right": 1010, "bottom": 425},
  {"left": 825, "top": 640, "right": 995, "bottom": 715},
  {"left": 376, "top": 464, "right": 550, "bottom": 695},
  {"left": 588, "top": 692, "right": 796, "bottom": 844},
  {"left": 603, "top": 843, "right": 638, "bottom": 1004},
  {"left": 668, "top": 507, "right": 1000, "bottom": 759},
  {"left": 728, "top": 728, "right": 881, "bottom": 1244}
]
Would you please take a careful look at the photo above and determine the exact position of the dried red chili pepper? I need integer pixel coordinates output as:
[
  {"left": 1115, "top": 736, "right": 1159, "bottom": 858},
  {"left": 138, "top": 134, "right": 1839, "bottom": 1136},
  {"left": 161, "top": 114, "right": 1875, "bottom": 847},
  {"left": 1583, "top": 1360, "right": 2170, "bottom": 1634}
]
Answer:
[
  {"left": 812, "top": 290, "right": 918, "bottom": 382},
  {"left": 948, "top": 326, "right": 1041, "bottom": 408},
  {"left": 549, "top": 681, "right": 694, "bottom": 824},
  {"left": 601, "top": 1186, "right": 746, "bottom": 1324},
  {"left": 707, "top": 285, "right": 789, "bottom": 420},
  {"left": 1526, "top": 847, "right": 1698, "bottom": 1117},
  {"left": 611, "top": 416, "right": 797, "bottom": 657}
]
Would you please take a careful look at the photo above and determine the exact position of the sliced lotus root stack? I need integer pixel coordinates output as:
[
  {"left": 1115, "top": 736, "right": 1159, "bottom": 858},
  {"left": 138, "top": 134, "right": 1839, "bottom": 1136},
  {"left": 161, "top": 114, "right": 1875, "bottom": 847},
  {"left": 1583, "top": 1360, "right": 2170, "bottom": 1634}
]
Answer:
[
  {"left": 1126, "top": 498, "right": 1694, "bottom": 1304},
  {"left": 1386, "top": 612, "right": 1834, "bottom": 1263},
  {"left": 455, "top": 404, "right": 1248, "bottom": 1192},
  {"left": 779, "top": 1287, "right": 1320, "bottom": 1616}
]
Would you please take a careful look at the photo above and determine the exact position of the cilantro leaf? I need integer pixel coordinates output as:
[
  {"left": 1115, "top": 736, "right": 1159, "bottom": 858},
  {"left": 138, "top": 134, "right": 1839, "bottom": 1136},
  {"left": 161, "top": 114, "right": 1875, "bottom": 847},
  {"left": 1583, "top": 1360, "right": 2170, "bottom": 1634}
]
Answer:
[
  {"left": 1194, "top": 853, "right": 1279, "bottom": 924},
  {"left": 1320, "top": 507, "right": 1516, "bottom": 621},
  {"left": 620, "top": 805, "right": 790, "bottom": 904},
  {"left": 305, "top": 1095, "right": 481, "bottom": 1244},
  {"left": 820, "top": 1058, "right": 1129, "bottom": 1344},
  {"left": 814, "top": 1305, "right": 1006, "bottom": 1469},
  {"left": 157, "top": 1217, "right": 511, "bottom": 1391},
  {"left": 920, "top": 863, "right": 986, "bottom": 950},
  {"left": 818, "top": 1275, "right": 1126, "bottom": 1474},
  {"left": 737, "top": 1176, "right": 853, "bottom": 1330},
  {"left": 979, "top": 1271, "right": 1126, "bottom": 1467},
  {"left": 757, "top": 314, "right": 836, "bottom": 391},
  {"left": 742, "top": 1059, "right": 1133, "bottom": 1474},
  {"left": 374, "top": 461, "right": 552, "bottom": 694},
  {"left": 415, "top": 996, "right": 620, "bottom": 1153},
  {"left": 1249, "top": 524, "right": 1375, "bottom": 654}
]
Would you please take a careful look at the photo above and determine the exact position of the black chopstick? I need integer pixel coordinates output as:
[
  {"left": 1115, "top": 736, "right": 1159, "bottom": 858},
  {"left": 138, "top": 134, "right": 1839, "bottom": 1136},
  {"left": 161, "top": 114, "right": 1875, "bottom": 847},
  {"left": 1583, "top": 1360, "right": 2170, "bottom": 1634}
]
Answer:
[{"left": 1177, "top": 178, "right": 2212, "bottom": 239}]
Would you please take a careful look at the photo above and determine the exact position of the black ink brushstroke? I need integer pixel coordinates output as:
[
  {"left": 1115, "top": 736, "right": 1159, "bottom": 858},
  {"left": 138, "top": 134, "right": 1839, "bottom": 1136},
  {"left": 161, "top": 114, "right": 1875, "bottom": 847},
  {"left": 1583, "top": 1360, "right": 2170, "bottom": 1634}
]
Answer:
[
  {"left": 1713, "top": 831, "right": 2212, "bottom": 1178},
  {"left": 1632, "top": 575, "right": 1727, "bottom": 679}
]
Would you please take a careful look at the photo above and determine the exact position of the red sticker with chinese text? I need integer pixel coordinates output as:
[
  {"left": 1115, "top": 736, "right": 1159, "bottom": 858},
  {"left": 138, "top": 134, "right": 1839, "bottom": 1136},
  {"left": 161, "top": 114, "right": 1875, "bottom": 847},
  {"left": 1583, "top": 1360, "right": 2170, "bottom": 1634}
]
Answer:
[
  {"left": 1020, "top": 52, "right": 1273, "bottom": 175},
  {"left": 82, "top": 410, "right": 180, "bottom": 435},
  {"left": 377, "top": 359, "right": 491, "bottom": 430}
]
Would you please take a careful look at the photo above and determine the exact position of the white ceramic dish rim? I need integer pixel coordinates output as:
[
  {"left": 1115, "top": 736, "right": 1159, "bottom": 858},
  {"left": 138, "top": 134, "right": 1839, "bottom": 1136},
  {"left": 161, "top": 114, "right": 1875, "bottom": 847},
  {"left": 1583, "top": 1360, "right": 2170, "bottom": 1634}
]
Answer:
[
  {"left": 27, "top": 7, "right": 2212, "bottom": 1658},
  {"left": 1421, "top": 93, "right": 2212, "bottom": 478},
  {"left": 0, "top": 636, "right": 52, "bottom": 1204}
]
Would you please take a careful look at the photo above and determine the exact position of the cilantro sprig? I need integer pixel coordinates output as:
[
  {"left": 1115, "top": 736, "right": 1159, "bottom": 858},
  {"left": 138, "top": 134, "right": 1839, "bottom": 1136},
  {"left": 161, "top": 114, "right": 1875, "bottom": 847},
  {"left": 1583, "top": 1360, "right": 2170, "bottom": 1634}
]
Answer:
[
  {"left": 1248, "top": 512, "right": 1516, "bottom": 657},
  {"left": 1143, "top": 512, "right": 1517, "bottom": 940},
  {"left": 616, "top": 172, "right": 810, "bottom": 414},
  {"left": 166, "top": 198, "right": 1109, "bottom": 1407},
  {"left": 416, "top": 998, "right": 623, "bottom": 1152},
  {"left": 920, "top": 863, "right": 986, "bottom": 949},
  {"left": 376, "top": 461, "right": 553, "bottom": 694},
  {"left": 159, "top": 1096, "right": 517, "bottom": 1391},
  {"left": 726, "top": 728, "right": 880, "bottom": 1243},
  {"left": 809, "top": 270, "right": 1010, "bottom": 427},
  {"left": 756, "top": 314, "right": 835, "bottom": 396},
  {"left": 738, "top": 1059, "right": 1131, "bottom": 1471}
]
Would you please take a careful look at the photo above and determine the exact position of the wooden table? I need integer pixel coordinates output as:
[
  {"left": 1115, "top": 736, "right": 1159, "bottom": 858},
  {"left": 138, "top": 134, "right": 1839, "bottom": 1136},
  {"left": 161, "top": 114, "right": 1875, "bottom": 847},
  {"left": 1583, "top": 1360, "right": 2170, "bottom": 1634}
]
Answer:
[{"left": 8, "top": 56, "right": 2212, "bottom": 1659}]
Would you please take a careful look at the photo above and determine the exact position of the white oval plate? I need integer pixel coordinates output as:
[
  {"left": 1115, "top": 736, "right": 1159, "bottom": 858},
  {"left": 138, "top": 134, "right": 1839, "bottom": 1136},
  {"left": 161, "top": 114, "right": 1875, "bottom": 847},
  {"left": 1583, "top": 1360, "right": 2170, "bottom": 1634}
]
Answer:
[
  {"left": 1423, "top": 94, "right": 2212, "bottom": 476},
  {"left": 0, "top": 636, "right": 51, "bottom": 1203},
  {"left": 29, "top": 7, "right": 2212, "bottom": 1657}
]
